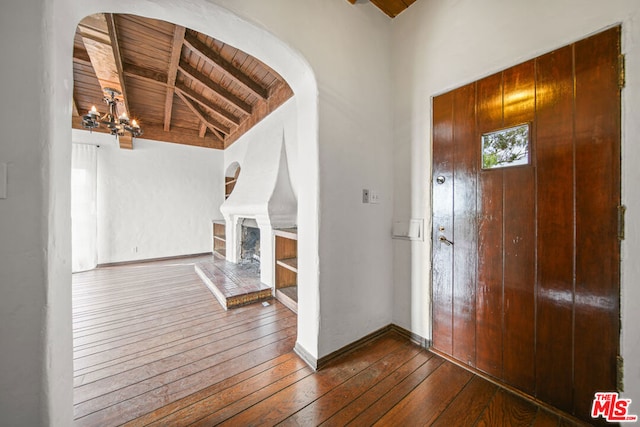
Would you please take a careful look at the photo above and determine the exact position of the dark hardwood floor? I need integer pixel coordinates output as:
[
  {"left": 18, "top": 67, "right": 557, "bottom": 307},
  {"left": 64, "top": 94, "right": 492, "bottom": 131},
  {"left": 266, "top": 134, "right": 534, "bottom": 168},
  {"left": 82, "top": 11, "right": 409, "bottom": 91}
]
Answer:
[{"left": 73, "top": 255, "right": 587, "bottom": 426}]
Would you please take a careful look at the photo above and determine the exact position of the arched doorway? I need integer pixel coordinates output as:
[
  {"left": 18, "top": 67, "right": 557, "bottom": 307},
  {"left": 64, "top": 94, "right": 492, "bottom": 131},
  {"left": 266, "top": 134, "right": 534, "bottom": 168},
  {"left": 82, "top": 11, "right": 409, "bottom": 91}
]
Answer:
[{"left": 48, "top": 0, "right": 319, "bottom": 422}]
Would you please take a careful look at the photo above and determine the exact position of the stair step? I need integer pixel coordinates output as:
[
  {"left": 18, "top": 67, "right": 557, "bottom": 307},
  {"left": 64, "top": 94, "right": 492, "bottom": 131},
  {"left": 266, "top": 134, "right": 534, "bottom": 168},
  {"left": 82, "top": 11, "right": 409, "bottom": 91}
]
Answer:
[{"left": 195, "top": 260, "right": 272, "bottom": 310}]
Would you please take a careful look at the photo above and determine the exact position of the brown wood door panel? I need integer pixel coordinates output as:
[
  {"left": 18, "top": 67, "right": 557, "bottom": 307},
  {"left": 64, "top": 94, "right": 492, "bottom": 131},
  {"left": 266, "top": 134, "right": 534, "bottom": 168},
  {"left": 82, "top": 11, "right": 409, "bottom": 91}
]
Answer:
[
  {"left": 431, "top": 26, "right": 621, "bottom": 422},
  {"left": 502, "top": 166, "right": 536, "bottom": 395},
  {"left": 476, "top": 72, "right": 505, "bottom": 379},
  {"left": 534, "top": 44, "right": 576, "bottom": 412},
  {"left": 452, "top": 83, "right": 477, "bottom": 366},
  {"left": 432, "top": 91, "right": 454, "bottom": 355},
  {"left": 573, "top": 26, "right": 621, "bottom": 417},
  {"left": 502, "top": 60, "right": 536, "bottom": 395}
]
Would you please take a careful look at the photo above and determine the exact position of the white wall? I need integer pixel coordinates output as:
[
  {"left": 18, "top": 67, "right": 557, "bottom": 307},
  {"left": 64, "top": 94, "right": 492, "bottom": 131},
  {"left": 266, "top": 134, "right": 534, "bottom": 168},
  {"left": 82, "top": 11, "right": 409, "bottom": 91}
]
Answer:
[
  {"left": 390, "top": 0, "right": 640, "bottom": 407},
  {"left": 72, "top": 132, "right": 225, "bottom": 264},
  {"left": 224, "top": 98, "right": 298, "bottom": 199},
  {"left": 8, "top": 0, "right": 394, "bottom": 424},
  {"left": 0, "top": 1, "right": 51, "bottom": 425}
]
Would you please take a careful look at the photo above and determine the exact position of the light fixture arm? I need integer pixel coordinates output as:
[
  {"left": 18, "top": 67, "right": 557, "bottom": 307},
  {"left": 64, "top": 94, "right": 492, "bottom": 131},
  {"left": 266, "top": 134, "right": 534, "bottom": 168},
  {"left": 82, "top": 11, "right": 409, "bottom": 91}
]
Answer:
[{"left": 81, "top": 88, "right": 143, "bottom": 138}]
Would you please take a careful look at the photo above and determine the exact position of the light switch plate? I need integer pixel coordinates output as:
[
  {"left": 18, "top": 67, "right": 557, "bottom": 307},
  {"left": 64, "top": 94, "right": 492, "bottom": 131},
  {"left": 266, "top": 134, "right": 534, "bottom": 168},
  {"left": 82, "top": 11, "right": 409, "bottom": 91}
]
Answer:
[{"left": 0, "top": 163, "right": 6, "bottom": 199}]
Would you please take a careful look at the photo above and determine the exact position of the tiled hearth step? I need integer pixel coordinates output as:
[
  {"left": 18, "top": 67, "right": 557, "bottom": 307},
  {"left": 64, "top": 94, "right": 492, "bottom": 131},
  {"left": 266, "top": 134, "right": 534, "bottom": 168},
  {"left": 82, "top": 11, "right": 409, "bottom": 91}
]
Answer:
[{"left": 194, "top": 259, "right": 272, "bottom": 310}]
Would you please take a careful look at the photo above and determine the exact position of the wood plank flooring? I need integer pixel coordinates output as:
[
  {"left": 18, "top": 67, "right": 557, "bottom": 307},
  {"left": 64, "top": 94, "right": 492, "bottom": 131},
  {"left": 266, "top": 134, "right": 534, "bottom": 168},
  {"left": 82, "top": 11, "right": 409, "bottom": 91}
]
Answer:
[{"left": 73, "top": 255, "right": 587, "bottom": 426}]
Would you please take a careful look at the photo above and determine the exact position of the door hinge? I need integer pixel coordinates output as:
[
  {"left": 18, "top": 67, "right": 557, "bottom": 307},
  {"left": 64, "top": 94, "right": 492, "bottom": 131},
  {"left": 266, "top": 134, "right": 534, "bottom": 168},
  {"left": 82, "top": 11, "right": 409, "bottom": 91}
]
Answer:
[
  {"left": 619, "top": 54, "right": 626, "bottom": 89},
  {"left": 618, "top": 205, "right": 626, "bottom": 240},
  {"left": 617, "top": 355, "right": 624, "bottom": 392}
]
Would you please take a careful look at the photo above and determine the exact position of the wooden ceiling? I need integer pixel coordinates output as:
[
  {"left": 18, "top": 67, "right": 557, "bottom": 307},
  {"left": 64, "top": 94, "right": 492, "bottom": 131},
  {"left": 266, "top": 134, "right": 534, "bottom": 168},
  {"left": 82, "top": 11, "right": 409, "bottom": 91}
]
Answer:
[
  {"left": 347, "top": 0, "right": 417, "bottom": 18},
  {"left": 72, "top": 14, "right": 293, "bottom": 150}
]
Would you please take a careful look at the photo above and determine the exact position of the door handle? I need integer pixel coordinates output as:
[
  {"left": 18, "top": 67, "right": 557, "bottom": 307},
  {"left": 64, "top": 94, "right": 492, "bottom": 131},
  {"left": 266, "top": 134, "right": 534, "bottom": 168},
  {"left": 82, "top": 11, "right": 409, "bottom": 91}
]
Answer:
[{"left": 439, "top": 235, "right": 454, "bottom": 246}]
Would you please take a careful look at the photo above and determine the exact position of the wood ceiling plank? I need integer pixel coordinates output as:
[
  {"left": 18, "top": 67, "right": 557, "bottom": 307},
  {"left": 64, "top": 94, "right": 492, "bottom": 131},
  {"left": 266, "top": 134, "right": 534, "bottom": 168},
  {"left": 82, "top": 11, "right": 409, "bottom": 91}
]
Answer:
[
  {"left": 178, "top": 60, "right": 253, "bottom": 115},
  {"left": 175, "top": 81, "right": 241, "bottom": 125},
  {"left": 175, "top": 91, "right": 230, "bottom": 137},
  {"left": 164, "top": 25, "right": 185, "bottom": 132},
  {"left": 123, "top": 62, "right": 168, "bottom": 85},
  {"left": 183, "top": 31, "right": 269, "bottom": 100}
]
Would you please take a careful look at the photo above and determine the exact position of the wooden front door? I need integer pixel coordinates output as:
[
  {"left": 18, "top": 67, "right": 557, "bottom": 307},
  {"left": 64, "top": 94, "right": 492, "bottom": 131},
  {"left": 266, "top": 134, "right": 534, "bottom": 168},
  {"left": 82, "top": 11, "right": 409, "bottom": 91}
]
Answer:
[{"left": 431, "top": 26, "right": 621, "bottom": 422}]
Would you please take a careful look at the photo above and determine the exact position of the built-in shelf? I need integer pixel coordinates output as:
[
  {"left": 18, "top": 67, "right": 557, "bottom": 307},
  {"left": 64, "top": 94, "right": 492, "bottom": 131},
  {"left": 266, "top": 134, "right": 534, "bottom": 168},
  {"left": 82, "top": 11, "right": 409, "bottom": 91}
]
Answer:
[
  {"left": 274, "top": 228, "right": 297, "bottom": 313},
  {"left": 276, "top": 257, "right": 297, "bottom": 273},
  {"left": 213, "top": 221, "right": 226, "bottom": 257},
  {"left": 225, "top": 166, "right": 241, "bottom": 199}
]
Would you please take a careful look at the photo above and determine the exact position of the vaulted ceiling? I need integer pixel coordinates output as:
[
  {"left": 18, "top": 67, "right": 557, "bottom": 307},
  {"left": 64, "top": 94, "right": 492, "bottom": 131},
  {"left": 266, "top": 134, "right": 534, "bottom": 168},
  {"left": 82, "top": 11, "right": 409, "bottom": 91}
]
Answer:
[
  {"left": 72, "top": 14, "right": 293, "bottom": 150},
  {"left": 72, "top": 2, "right": 416, "bottom": 150}
]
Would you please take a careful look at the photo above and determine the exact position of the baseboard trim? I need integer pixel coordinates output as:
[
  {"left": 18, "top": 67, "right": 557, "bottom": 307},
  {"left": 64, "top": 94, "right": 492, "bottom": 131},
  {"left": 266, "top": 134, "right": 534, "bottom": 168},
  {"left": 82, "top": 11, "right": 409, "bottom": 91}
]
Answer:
[
  {"left": 97, "top": 252, "right": 212, "bottom": 268},
  {"left": 316, "top": 325, "right": 392, "bottom": 370},
  {"left": 388, "top": 324, "right": 430, "bottom": 349},
  {"left": 314, "top": 324, "right": 429, "bottom": 371},
  {"left": 294, "top": 343, "right": 318, "bottom": 371}
]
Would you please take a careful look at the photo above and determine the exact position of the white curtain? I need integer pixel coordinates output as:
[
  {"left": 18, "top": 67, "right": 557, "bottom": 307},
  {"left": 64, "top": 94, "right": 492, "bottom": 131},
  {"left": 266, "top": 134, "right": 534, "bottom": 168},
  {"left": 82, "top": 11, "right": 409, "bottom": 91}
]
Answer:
[{"left": 71, "top": 143, "right": 98, "bottom": 272}]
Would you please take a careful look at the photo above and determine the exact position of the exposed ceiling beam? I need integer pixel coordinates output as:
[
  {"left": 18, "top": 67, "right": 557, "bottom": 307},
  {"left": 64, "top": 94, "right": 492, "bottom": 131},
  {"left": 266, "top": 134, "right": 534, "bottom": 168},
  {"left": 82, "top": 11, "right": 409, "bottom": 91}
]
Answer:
[
  {"left": 346, "top": 0, "right": 416, "bottom": 18},
  {"left": 183, "top": 31, "right": 269, "bottom": 100},
  {"left": 78, "top": 13, "right": 133, "bottom": 149},
  {"left": 72, "top": 98, "right": 79, "bottom": 117},
  {"left": 223, "top": 80, "right": 294, "bottom": 148},
  {"left": 178, "top": 60, "right": 253, "bottom": 115},
  {"left": 175, "top": 82, "right": 241, "bottom": 126},
  {"left": 106, "top": 14, "right": 135, "bottom": 150},
  {"left": 164, "top": 25, "right": 185, "bottom": 132},
  {"left": 121, "top": 62, "right": 245, "bottom": 128},
  {"left": 72, "top": 46, "right": 92, "bottom": 66},
  {"left": 72, "top": 116, "right": 224, "bottom": 149},
  {"left": 199, "top": 122, "right": 207, "bottom": 138},
  {"left": 118, "top": 134, "right": 133, "bottom": 150},
  {"left": 175, "top": 91, "right": 229, "bottom": 138},
  {"left": 78, "top": 15, "right": 125, "bottom": 112},
  {"left": 123, "top": 62, "right": 168, "bottom": 85},
  {"left": 105, "top": 13, "right": 130, "bottom": 117}
]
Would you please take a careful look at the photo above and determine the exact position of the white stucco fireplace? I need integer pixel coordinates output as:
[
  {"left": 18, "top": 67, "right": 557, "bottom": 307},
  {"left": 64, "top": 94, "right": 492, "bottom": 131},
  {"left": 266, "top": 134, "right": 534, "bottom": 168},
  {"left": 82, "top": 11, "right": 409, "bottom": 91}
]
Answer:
[{"left": 220, "top": 135, "right": 296, "bottom": 287}]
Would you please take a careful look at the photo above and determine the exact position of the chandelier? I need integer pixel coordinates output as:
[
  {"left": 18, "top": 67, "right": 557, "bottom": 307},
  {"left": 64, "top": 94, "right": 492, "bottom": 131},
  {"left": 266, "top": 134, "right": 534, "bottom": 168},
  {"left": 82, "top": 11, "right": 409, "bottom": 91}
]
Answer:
[{"left": 82, "top": 88, "right": 143, "bottom": 138}]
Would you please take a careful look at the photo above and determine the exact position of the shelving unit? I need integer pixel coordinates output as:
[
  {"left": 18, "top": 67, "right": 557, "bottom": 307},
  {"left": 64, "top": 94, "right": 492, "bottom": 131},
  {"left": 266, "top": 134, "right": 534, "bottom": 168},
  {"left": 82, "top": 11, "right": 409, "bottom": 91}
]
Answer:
[
  {"left": 274, "top": 228, "right": 297, "bottom": 313},
  {"left": 224, "top": 177, "right": 237, "bottom": 199},
  {"left": 213, "top": 221, "right": 226, "bottom": 258},
  {"left": 225, "top": 166, "right": 241, "bottom": 199}
]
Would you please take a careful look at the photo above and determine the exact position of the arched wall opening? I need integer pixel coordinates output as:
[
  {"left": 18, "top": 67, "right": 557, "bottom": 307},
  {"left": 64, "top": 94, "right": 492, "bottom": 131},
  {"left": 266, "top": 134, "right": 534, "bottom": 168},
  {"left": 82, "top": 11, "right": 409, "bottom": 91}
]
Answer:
[
  {"left": 224, "top": 162, "right": 241, "bottom": 199},
  {"left": 225, "top": 162, "right": 241, "bottom": 178},
  {"left": 47, "top": 0, "right": 319, "bottom": 422}
]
